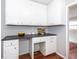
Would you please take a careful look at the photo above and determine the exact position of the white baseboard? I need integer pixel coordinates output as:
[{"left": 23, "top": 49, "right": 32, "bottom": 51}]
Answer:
[
  {"left": 19, "top": 50, "right": 40, "bottom": 55},
  {"left": 56, "top": 52, "right": 66, "bottom": 59},
  {"left": 70, "top": 40, "right": 77, "bottom": 43},
  {"left": 19, "top": 52, "right": 29, "bottom": 55}
]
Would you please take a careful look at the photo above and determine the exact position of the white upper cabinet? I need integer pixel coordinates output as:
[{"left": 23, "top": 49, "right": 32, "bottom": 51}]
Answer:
[
  {"left": 5, "top": 0, "right": 66, "bottom": 26},
  {"left": 30, "top": 2, "right": 47, "bottom": 25},
  {"left": 5, "top": 0, "right": 47, "bottom": 25},
  {"left": 47, "top": 0, "right": 66, "bottom": 25},
  {"left": 5, "top": 0, "right": 20, "bottom": 25}
]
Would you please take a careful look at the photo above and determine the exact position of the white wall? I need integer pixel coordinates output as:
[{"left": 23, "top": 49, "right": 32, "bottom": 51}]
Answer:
[
  {"left": 47, "top": 26, "right": 66, "bottom": 57},
  {"left": 69, "top": 30, "right": 77, "bottom": 43}
]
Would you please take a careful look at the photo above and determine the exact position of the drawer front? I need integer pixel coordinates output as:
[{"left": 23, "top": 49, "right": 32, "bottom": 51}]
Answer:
[
  {"left": 33, "top": 37, "right": 46, "bottom": 43},
  {"left": 33, "top": 38, "right": 41, "bottom": 43},
  {"left": 46, "top": 39, "right": 56, "bottom": 46},
  {"left": 46, "top": 36, "right": 56, "bottom": 41},
  {"left": 4, "top": 40, "right": 19, "bottom": 47},
  {"left": 45, "top": 43, "right": 56, "bottom": 55},
  {"left": 45, "top": 36, "right": 56, "bottom": 56}
]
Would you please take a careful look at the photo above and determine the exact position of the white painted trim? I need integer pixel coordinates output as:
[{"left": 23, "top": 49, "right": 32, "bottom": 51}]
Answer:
[
  {"left": 77, "top": 0, "right": 79, "bottom": 59},
  {"left": 66, "top": 1, "right": 77, "bottom": 7},
  {"left": 66, "top": 0, "right": 77, "bottom": 58},
  {"left": 56, "top": 52, "right": 66, "bottom": 59},
  {"left": 66, "top": 2, "right": 69, "bottom": 59},
  {"left": 70, "top": 40, "right": 77, "bottom": 43},
  {"left": 19, "top": 52, "right": 29, "bottom": 56},
  {"left": 66, "top": 2, "right": 77, "bottom": 59},
  {"left": 31, "top": 0, "right": 47, "bottom": 5}
]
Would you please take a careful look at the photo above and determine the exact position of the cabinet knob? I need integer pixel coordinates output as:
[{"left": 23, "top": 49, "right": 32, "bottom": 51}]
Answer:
[
  {"left": 51, "top": 41, "right": 53, "bottom": 42},
  {"left": 14, "top": 47, "right": 16, "bottom": 49},
  {"left": 11, "top": 43, "right": 12, "bottom": 45}
]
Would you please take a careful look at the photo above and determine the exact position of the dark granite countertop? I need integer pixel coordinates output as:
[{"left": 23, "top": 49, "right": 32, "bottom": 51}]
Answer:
[{"left": 2, "top": 33, "right": 56, "bottom": 41}]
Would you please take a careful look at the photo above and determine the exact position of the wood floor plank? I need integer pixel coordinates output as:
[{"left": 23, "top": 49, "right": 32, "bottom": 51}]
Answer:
[
  {"left": 19, "top": 54, "right": 31, "bottom": 59},
  {"left": 34, "top": 51, "right": 63, "bottom": 59},
  {"left": 19, "top": 51, "right": 63, "bottom": 59},
  {"left": 70, "top": 42, "right": 77, "bottom": 50}
]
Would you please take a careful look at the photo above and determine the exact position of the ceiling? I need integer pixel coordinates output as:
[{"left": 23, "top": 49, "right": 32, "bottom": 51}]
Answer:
[{"left": 31, "top": 0, "right": 53, "bottom": 5}]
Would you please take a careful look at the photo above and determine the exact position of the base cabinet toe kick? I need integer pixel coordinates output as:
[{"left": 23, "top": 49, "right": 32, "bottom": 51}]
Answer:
[{"left": 30, "top": 36, "right": 56, "bottom": 59}]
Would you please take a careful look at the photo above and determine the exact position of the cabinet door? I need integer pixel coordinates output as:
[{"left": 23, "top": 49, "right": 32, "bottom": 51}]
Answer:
[
  {"left": 5, "top": 0, "right": 47, "bottom": 25},
  {"left": 20, "top": 1, "right": 47, "bottom": 25},
  {"left": 4, "top": 40, "right": 19, "bottom": 47},
  {"left": 45, "top": 36, "right": 56, "bottom": 55},
  {"left": 30, "top": 2, "right": 47, "bottom": 25},
  {"left": 33, "top": 38, "right": 41, "bottom": 43},
  {"left": 48, "top": 0, "right": 65, "bottom": 25},
  {"left": 18, "top": 0, "right": 33, "bottom": 25},
  {"left": 3, "top": 40, "right": 19, "bottom": 59},
  {"left": 46, "top": 40, "right": 56, "bottom": 55},
  {"left": 5, "top": 0, "right": 20, "bottom": 25},
  {"left": 4, "top": 46, "right": 19, "bottom": 59}
]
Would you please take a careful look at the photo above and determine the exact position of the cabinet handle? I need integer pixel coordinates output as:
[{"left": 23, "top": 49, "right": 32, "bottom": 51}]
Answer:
[
  {"left": 51, "top": 41, "right": 53, "bottom": 42},
  {"left": 11, "top": 43, "right": 12, "bottom": 45},
  {"left": 14, "top": 47, "right": 16, "bottom": 49}
]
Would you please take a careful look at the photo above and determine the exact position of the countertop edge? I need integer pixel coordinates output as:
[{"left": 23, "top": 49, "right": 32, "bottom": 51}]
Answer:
[{"left": 2, "top": 33, "right": 56, "bottom": 41}]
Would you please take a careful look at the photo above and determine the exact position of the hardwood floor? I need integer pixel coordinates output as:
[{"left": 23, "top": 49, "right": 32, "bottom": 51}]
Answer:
[
  {"left": 69, "top": 42, "right": 77, "bottom": 59},
  {"left": 34, "top": 51, "right": 63, "bottom": 59},
  {"left": 19, "top": 51, "right": 63, "bottom": 59},
  {"left": 70, "top": 42, "right": 77, "bottom": 50},
  {"left": 19, "top": 42, "right": 77, "bottom": 59},
  {"left": 19, "top": 54, "right": 31, "bottom": 59}
]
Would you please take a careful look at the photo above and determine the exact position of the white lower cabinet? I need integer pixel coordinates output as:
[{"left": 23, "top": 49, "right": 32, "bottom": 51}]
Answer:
[
  {"left": 3, "top": 40, "right": 19, "bottom": 59},
  {"left": 32, "top": 37, "right": 45, "bottom": 43},
  {"left": 33, "top": 36, "right": 56, "bottom": 56},
  {"left": 5, "top": 0, "right": 47, "bottom": 26},
  {"left": 46, "top": 36, "right": 56, "bottom": 55},
  {"left": 40, "top": 36, "right": 56, "bottom": 56},
  {"left": 45, "top": 42, "right": 56, "bottom": 55}
]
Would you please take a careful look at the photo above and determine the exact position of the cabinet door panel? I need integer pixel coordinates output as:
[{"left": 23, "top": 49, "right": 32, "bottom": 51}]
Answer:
[
  {"left": 5, "top": 0, "right": 47, "bottom": 25},
  {"left": 4, "top": 40, "right": 19, "bottom": 47},
  {"left": 29, "top": 1, "right": 47, "bottom": 25},
  {"left": 5, "top": 0, "right": 20, "bottom": 25},
  {"left": 46, "top": 42, "right": 56, "bottom": 55},
  {"left": 33, "top": 38, "right": 41, "bottom": 43},
  {"left": 3, "top": 40, "right": 19, "bottom": 59},
  {"left": 19, "top": 1, "right": 33, "bottom": 25},
  {"left": 48, "top": 0, "right": 65, "bottom": 25},
  {"left": 4, "top": 46, "right": 18, "bottom": 59},
  {"left": 45, "top": 36, "right": 56, "bottom": 55},
  {"left": 20, "top": 0, "right": 47, "bottom": 25}
]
